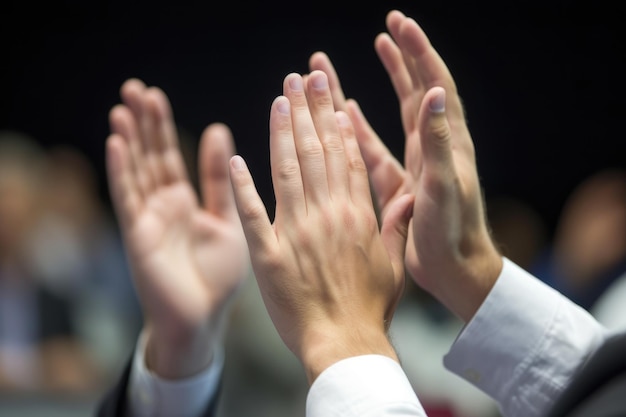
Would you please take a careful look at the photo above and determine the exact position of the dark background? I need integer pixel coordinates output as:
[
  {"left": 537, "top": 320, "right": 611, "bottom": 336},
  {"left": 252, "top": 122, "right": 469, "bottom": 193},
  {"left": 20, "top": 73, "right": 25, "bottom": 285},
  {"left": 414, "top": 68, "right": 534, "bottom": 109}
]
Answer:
[{"left": 2, "top": 1, "right": 625, "bottom": 238}]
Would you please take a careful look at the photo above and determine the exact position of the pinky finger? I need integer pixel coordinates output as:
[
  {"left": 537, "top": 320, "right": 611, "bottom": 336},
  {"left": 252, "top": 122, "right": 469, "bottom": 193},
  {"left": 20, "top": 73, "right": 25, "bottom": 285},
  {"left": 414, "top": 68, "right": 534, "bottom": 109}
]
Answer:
[
  {"left": 106, "top": 133, "right": 143, "bottom": 229},
  {"left": 229, "top": 155, "right": 276, "bottom": 257}
]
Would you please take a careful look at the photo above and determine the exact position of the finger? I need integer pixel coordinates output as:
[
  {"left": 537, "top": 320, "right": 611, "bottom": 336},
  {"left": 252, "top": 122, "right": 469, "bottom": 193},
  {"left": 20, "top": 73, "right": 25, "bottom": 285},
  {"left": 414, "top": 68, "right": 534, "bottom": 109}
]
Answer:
[
  {"left": 345, "top": 99, "right": 405, "bottom": 208},
  {"left": 397, "top": 17, "right": 464, "bottom": 121},
  {"left": 306, "top": 71, "right": 349, "bottom": 198},
  {"left": 374, "top": 33, "right": 419, "bottom": 134},
  {"left": 283, "top": 73, "right": 329, "bottom": 204},
  {"left": 335, "top": 111, "right": 370, "bottom": 207},
  {"left": 308, "top": 51, "right": 348, "bottom": 111},
  {"left": 144, "top": 87, "right": 189, "bottom": 184},
  {"left": 108, "top": 104, "right": 152, "bottom": 198},
  {"left": 384, "top": 10, "right": 423, "bottom": 99},
  {"left": 270, "top": 96, "right": 306, "bottom": 217},
  {"left": 135, "top": 87, "right": 169, "bottom": 187},
  {"left": 397, "top": 17, "right": 457, "bottom": 92},
  {"left": 229, "top": 155, "right": 276, "bottom": 259},
  {"left": 385, "top": 9, "right": 407, "bottom": 42},
  {"left": 105, "top": 133, "right": 143, "bottom": 229},
  {"left": 418, "top": 87, "right": 456, "bottom": 190},
  {"left": 199, "top": 123, "right": 237, "bottom": 220},
  {"left": 379, "top": 193, "right": 414, "bottom": 318},
  {"left": 119, "top": 79, "right": 157, "bottom": 193}
]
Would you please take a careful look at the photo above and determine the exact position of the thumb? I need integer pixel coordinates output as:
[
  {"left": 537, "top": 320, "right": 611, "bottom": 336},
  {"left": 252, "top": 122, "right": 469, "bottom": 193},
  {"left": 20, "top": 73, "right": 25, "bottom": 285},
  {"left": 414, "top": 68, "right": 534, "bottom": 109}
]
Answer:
[
  {"left": 380, "top": 193, "right": 415, "bottom": 284},
  {"left": 420, "top": 87, "right": 455, "bottom": 178}
]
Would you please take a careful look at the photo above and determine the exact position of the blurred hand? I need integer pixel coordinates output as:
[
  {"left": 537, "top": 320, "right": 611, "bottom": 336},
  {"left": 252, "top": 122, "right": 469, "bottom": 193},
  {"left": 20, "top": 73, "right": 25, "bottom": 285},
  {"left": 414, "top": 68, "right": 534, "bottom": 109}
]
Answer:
[
  {"left": 309, "top": 10, "right": 502, "bottom": 322},
  {"left": 105, "top": 79, "right": 249, "bottom": 378},
  {"left": 229, "top": 71, "right": 414, "bottom": 383}
]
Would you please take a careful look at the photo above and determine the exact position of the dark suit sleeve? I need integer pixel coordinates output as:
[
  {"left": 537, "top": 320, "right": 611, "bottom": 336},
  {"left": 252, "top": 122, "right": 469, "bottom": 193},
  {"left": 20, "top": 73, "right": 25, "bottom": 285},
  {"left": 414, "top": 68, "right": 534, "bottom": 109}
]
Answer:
[
  {"left": 546, "top": 331, "right": 626, "bottom": 417},
  {"left": 95, "top": 357, "right": 132, "bottom": 417},
  {"left": 95, "top": 353, "right": 223, "bottom": 417}
]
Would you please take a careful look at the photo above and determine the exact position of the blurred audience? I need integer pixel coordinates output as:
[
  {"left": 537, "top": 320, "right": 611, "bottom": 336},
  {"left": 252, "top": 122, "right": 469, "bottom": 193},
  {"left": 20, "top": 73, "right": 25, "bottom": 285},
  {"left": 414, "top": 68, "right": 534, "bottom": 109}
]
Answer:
[
  {"left": 531, "top": 168, "right": 626, "bottom": 317},
  {"left": 0, "top": 130, "right": 100, "bottom": 394},
  {"left": 29, "top": 145, "right": 142, "bottom": 372},
  {"left": 0, "top": 126, "right": 623, "bottom": 417},
  {"left": 486, "top": 195, "right": 548, "bottom": 271},
  {"left": 0, "top": 130, "right": 142, "bottom": 408}
]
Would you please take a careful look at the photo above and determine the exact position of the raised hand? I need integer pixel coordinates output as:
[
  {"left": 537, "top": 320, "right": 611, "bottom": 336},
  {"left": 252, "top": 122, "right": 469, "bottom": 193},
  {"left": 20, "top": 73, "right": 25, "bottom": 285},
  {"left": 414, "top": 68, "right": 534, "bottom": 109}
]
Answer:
[
  {"left": 229, "top": 71, "right": 414, "bottom": 383},
  {"left": 309, "top": 11, "right": 502, "bottom": 322},
  {"left": 105, "top": 79, "right": 249, "bottom": 378}
]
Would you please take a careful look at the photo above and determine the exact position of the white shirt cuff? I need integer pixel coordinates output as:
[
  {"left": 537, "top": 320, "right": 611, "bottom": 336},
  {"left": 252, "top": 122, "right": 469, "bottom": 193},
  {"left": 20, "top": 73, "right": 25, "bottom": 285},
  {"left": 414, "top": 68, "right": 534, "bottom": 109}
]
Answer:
[
  {"left": 306, "top": 355, "right": 427, "bottom": 417},
  {"left": 127, "top": 331, "right": 223, "bottom": 417},
  {"left": 444, "top": 257, "right": 608, "bottom": 417}
]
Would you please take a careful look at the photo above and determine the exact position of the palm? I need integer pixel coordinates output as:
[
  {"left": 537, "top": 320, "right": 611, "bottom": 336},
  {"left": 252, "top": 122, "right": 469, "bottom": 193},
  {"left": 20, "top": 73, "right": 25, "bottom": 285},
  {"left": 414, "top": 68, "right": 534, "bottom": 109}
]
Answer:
[
  {"left": 106, "top": 79, "right": 248, "bottom": 334},
  {"left": 127, "top": 181, "right": 246, "bottom": 325}
]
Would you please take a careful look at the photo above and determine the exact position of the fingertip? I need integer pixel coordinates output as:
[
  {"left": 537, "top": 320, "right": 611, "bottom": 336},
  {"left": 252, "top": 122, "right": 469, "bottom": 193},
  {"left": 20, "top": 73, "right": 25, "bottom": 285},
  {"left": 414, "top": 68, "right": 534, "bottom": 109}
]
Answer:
[
  {"left": 374, "top": 32, "right": 387, "bottom": 45},
  {"left": 307, "top": 70, "right": 328, "bottom": 90},
  {"left": 386, "top": 9, "right": 405, "bottom": 23},
  {"left": 308, "top": 51, "right": 328, "bottom": 67},
  {"left": 230, "top": 154, "right": 247, "bottom": 172},
  {"left": 284, "top": 73, "right": 304, "bottom": 92},
  {"left": 386, "top": 9, "right": 405, "bottom": 32},
  {"left": 203, "top": 122, "right": 233, "bottom": 141},
  {"left": 108, "top": 105, "right": 129, "bottom": 132},
  {"left": 272, "top": 95, "right": 290, "bottom": 115},
  {"left": 345, "top": 98, "right": 360, "bottom": 112},
  {"left": 428, "top": 87, "right": 446, "bottom": 113},
  {"left": 144, "top": 87, "right": 170, "bottom": 118},
  {"left": 108, "top": 104, "right": 124, "bottom": 121},
  {"left": 120, "top": 78, "right": 146, "bottom": 100},
  {"left": 335, "top": 110, "right": 351, "bottom": 128}
]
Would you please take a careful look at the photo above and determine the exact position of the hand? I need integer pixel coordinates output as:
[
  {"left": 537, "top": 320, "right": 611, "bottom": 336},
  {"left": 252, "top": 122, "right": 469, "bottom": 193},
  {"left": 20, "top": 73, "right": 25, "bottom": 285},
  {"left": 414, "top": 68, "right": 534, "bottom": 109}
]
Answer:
[
  {"left": 309, "top": 11, "right": 502, "bottom": 322},
  {"left": 105, "top": 79, "right": 249, "bottom": 378},
  {"left": 229, "top": 71, "right": 414, "bottom": 384}
]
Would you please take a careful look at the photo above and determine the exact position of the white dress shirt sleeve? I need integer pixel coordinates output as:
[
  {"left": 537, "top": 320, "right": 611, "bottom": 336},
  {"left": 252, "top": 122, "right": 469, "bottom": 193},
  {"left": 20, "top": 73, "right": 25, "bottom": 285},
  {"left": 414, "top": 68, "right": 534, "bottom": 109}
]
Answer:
[
  {"left": 306, "top": 354, "right": 427, "bottom": 417},
  {"left": 443, "top": 257, "right": 610, "bottom": 417},
  {"left": 126, "top": 331, "right": 224, "bottom": 417}
]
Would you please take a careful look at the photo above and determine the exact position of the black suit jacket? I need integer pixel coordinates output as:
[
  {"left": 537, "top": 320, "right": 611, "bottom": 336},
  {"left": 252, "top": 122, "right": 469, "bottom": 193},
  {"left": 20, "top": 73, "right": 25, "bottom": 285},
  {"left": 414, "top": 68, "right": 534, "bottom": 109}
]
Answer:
[
  {"left": 546, "top": 331, "right": 626, "bottom": 417},
  {"left": 96, "top": 354, "right": 222, "bottom": 417}
]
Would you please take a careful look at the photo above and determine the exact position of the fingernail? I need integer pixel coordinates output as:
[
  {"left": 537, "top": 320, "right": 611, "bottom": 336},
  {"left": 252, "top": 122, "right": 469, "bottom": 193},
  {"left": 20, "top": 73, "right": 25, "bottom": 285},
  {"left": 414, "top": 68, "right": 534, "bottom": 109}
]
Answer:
[
  {"left": 429, "top": 88, "right": 445, "bottom": 113},
  {"left": 276, "top": 97, "right": 290, "bottom": 114},
  {"left": 335, "top": 111, "right": 350, "bottom": 127},
  {"left": 288, "top": 75, "right": 303, "bottom": 91},
  {"left": 310, "top": 72, "right": 328, "bottom": 90},
  {"left": 231, "top": 155, "right": 246, "bottom": 171}
]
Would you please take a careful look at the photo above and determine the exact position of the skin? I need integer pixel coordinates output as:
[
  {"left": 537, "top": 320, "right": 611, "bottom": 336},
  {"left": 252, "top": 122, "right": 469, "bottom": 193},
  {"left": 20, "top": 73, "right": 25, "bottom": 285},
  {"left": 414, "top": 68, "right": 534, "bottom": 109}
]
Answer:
[
  {"left": 105, "top": 79, "right": 249, "bottom": 379},
  {"left": 229, "top": 70, "right": 415, "bottom": 384},
  {"left": 308, "top": 10, "right": 503, "bottom": 323}
]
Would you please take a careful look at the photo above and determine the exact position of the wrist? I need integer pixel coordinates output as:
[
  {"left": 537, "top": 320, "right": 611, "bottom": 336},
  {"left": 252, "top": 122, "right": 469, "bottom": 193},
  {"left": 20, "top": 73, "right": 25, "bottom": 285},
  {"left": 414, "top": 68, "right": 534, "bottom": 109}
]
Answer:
[
  {"left": 144, "top": 310, "right": 228, "bottom": 379},
  {"left": 299, "top": 323, "right": 398, "bottom": 385},
  {"left": 446, "top": 242, "right": 503, "bottom": 323}
]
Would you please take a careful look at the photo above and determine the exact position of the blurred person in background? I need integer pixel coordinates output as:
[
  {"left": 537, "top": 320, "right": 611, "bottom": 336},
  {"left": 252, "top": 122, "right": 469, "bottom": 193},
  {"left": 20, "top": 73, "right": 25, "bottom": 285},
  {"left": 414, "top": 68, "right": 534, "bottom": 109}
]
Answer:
[
  {"left": 0, "top": 130, "right": 101, "bottom": 395},
  {"left": 26, "top": 144, "right": 142, "bottom": 378},
  {"left": 485, "top": 195, "right": 548, "bottom": 272},
  {"left": 531, "top": 168, "right": 626, "bottom": 329}
]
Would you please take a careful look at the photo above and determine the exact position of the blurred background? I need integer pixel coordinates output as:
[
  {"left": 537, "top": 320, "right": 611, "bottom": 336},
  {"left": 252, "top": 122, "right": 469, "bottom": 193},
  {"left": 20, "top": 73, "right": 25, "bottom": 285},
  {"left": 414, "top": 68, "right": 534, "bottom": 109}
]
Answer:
[{"left": 1, "top": 1, "right": 625, "bottom": 416}]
